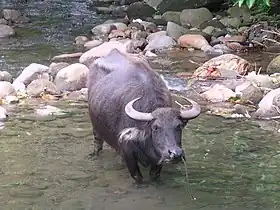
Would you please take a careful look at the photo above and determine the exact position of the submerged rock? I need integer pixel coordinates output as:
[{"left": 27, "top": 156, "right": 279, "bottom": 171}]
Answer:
[
  {"left": 0, "top": 71, "right": 12, "bottom": 82},
  {"left": 0, "top": 24, "right": 15, "bottom": 38},
  {"left": 2, "top": 9, "right": 29, "bottom": 23},
  {"left": 36, "top": 105, "right": 67, "bottom": 117}
]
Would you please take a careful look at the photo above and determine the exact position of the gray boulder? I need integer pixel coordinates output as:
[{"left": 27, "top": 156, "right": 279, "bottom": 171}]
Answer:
[
  {"left": 91, "top": 22, "right": 127, "bottom": 36},
  {"left": 126, "top": 2, "right": 156, "bottom": 19},
  {"left": 161, "top": 11, "right": 181, "bottom": 25},
  {"left": 180, "top": 8, "right": 213, "bottom": 28},
  {"left": 219, "top": 17, "right": 241, "bottom": 28},
  {"left": 166, "top": 21, "right": 189, "bottom": 41},
  {"left": 144, "top": 0, "right": 225, "bottom": 13},
  {"left": 144, "top": 34, "right": 176, "bottom": 51},
  {"left": 266, "top": 55, "right": 280, "bottom": 75},
  {"left": 147, "top": 30, "right": 166, "bottom": 41},
  {"left": 0, "top": 71, "right": 12, "bottom": 82}
]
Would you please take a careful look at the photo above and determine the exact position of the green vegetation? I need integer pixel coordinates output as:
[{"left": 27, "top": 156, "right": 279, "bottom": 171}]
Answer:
[{"left": 233, "top": 0, "right": 270, "bottom": 9}]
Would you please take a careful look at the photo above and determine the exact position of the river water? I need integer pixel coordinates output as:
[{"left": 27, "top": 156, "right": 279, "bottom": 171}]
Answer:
[{"left": 0, "top": 1, "right": 280, "bottom": 210}]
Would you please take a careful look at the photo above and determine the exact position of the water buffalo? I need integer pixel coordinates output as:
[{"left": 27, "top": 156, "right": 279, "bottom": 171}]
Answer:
[{"left": 88, "top": 48, "right": 201, "bottom": 183}]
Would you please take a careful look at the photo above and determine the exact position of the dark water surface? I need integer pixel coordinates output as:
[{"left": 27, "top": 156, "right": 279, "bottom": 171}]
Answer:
[{"left": 0, "top": 1, "right": 280, "bottom": 209}]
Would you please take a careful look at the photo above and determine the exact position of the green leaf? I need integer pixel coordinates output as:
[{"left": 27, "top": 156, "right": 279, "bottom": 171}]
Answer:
[
  {"left": 263, "top": 0, "right": 270, "bottom": 7},
  {"left": 246, "top": 0, "right": 256, "bottom": 8},
  {"left": 238, "top": 0, "right": 246, "bottom": 7}
]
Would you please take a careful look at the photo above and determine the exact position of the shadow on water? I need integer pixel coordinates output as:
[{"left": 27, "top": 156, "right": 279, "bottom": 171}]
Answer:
[{"left": 0, "top": 101, "right": 279, "bottom": 209}]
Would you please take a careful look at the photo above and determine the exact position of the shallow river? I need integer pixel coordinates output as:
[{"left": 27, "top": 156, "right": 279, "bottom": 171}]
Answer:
[{"left": 0, "top": 0, "right": 280, "bottom": 209}]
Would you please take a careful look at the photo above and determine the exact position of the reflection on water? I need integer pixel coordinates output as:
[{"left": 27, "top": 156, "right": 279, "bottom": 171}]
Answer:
[{"left": 0, "top": 101, "right": 279, "bottom": 209}]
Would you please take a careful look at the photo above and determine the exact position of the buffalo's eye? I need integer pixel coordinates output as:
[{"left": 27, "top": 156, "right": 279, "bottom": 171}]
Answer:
[
  {"left": 175, "top": 124, "right": 182, "bottom": 130},
  {"left": 152, "top": 125, "right": 159, "bottom": 131}
]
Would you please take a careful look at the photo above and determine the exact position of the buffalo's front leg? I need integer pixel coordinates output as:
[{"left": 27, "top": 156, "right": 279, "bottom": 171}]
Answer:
[
  {"left": 122, "top": 150, "right": 143, "bottom": 183},
  {"left": 149, "top": 164, "right": 162, "bottom": 182},
  {"left": 88, "top": 130, "right": 104, "bottom": 159},
  {"left": 124, "top": 154, "right": 143, "bottom": 183}
]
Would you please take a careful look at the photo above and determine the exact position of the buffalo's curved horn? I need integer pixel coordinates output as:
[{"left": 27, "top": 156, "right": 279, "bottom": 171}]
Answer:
[
  {"left": 179, "top": 97, "right": 201, "bottom": 120},
  {"left": 125, "top": 97, "right": 154, "bottom": 121}
]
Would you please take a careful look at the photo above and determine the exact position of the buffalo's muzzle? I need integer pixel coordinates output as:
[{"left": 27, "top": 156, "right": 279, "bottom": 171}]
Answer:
[{"left": 168, "top": 147, "right": 184, "bottom": 160}]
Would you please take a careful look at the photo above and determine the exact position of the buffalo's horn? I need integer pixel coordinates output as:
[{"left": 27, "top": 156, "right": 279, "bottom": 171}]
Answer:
[
  {"left": 125, "top": 97, "right": 154, "bottom": 121},
  {"left": 179, "top": 97, "right": 201, "bottom": 120}
]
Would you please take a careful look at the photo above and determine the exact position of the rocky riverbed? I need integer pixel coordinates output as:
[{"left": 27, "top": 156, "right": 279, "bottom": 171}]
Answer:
[
  {"left": 1, "top": 0, "right": 280, "bottom": 127},
  {"left": 0, "top": 0, "right": 280, "bottom": 209}
]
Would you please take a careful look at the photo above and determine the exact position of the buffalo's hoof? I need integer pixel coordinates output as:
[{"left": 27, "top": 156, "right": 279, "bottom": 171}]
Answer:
[
  {"left": 132, "top": 180, "right": 149, "bottom": 188},
  {"left": 87, "top": 151, "right": 100, "bottom": 160},
  {"left": 149, "top": 175, "right": 164, "bottom": 185}
]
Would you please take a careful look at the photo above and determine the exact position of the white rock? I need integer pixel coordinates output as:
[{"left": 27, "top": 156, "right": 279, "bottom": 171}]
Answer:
[
  {"left": 0, "top": 71, "right": 12, "bottom": 82},
  {"left": 145, "top": 50, "right": 157, "bottom": 57},
  {"left": 246, "top": 72, "right": 279, "bottom": 89},
  {"left": 12, "top": 81, "right": 26, "bottom": 92},
  {"left": 13, "top": 63, "right": 49, "bottom": 87},
  {"left": 0, "top": 81, "right": 16, "bottom": 98},
  {"left": 84, "top": 40, "right": 103, "bottom": 50},
  {"left": 36, "top": 105, "right": 66, "bottom": 117},
  {"left": 3, "top": 95, "right": 19, "bottom": 104},
  {"left": 201, "top": 84, "right": 236, "bottom": 103},
  {"left": 55, "top": 63, "right": 89, "bottom": 92},
  {"left": 79, "top": 41, "right": 134, "bottom": 65},
  {"left": 254, "top": 88, "right": 280, "bottom": 119},
  {"left": 0, "top": 106, "right": 8, "bottom": 121}
]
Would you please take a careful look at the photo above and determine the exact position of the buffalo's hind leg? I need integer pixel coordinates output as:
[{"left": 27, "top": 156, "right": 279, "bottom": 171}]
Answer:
[{"left": 88, "top": 130, "right": 104, "bottom": 160}]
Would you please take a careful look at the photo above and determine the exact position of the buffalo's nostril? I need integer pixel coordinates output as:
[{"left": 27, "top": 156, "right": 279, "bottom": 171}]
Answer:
[{"left": 168, "top": 148, "right": 183, "bottom": 159}]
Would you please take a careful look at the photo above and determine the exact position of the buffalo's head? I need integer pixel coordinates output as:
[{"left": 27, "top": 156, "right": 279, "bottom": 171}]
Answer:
[{"left": 124, "top": 97, "right": 201, "bottom": 164}]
